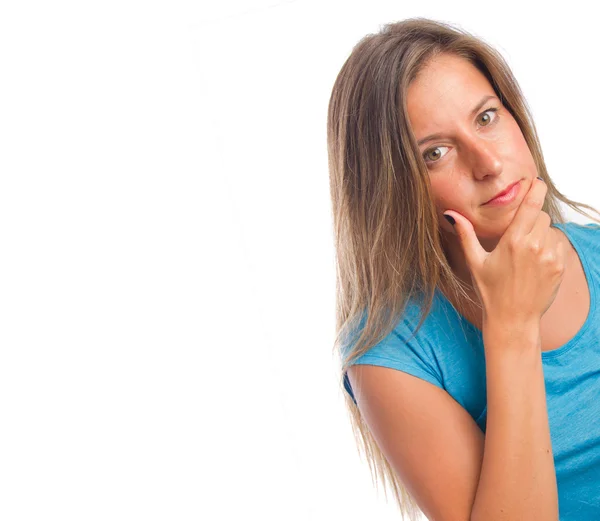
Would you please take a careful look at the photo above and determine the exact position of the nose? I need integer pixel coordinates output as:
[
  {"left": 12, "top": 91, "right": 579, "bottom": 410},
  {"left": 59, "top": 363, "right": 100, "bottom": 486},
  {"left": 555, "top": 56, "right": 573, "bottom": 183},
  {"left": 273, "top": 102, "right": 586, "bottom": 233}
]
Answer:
[{"left": 468, "top": 139, "right": 502, "bottom": 179}]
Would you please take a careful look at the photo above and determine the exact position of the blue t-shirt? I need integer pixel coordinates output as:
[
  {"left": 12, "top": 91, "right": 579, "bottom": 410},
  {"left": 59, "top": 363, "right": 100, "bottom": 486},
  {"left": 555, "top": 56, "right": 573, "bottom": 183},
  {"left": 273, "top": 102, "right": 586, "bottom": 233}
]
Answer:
[{"left": 342, "top": 221, "right": 600, "bottom": 520}]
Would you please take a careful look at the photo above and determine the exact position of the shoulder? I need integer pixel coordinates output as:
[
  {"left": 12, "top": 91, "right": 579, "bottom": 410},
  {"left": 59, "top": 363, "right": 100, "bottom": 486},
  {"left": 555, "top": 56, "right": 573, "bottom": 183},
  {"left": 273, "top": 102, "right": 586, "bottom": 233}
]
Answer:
[{"left": 554, "top": 221, "right": 600, "bottom": 252}]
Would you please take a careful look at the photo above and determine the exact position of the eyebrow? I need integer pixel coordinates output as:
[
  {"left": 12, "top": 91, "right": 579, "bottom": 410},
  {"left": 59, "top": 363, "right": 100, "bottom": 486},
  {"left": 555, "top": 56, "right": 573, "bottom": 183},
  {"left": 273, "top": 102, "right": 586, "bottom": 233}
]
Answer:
[{"left": 416, "top": 94, "right": 499, "bottom": 147}]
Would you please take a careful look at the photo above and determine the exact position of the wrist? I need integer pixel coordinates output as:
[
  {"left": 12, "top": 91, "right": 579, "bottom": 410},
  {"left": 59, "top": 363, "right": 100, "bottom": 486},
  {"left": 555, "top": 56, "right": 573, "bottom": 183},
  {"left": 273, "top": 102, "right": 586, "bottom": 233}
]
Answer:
[{"left": 482, "top": 316, "right": 542, "bottom": 350}]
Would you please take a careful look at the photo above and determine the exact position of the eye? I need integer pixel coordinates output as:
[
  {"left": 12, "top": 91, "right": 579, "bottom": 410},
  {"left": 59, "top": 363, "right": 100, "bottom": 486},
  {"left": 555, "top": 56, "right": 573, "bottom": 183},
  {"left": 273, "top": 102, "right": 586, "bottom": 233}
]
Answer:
[
  {"left": 477, "top": 107, "right": 499, "bottom": 127},
  {"left": 422, "top": 107, "right": 500, "bottom": 166},
  {"left": 423, "top": 145, "right": 449, "bottom": 164}
]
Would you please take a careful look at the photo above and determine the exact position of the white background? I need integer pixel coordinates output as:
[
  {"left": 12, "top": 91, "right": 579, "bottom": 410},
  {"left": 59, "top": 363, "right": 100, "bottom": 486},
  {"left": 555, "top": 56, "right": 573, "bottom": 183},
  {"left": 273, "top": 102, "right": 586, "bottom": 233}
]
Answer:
[{"left": 0, "top": 1, "right": 597, "bottom": 520}]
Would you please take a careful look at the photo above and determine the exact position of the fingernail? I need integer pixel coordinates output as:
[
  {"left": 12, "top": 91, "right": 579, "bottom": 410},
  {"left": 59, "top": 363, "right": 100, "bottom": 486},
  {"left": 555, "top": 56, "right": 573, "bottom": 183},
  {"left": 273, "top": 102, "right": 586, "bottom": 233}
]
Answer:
[{"left": 444, "top": 214, "right": 455, "bottom": 226}]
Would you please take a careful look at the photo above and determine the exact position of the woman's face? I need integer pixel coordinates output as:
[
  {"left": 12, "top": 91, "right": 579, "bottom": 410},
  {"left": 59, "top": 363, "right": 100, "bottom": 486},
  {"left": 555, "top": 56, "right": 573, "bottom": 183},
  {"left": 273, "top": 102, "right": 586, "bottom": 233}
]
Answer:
[{"left": 406, "top": 53, "right": 539, "bottom": 240}]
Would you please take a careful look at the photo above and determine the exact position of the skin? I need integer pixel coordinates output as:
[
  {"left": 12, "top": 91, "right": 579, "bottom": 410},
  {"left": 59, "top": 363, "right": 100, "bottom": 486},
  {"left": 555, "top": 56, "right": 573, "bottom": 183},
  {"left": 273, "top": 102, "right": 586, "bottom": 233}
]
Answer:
[{"left": 406, "top": 53, "right": 568, "bottom": 300}]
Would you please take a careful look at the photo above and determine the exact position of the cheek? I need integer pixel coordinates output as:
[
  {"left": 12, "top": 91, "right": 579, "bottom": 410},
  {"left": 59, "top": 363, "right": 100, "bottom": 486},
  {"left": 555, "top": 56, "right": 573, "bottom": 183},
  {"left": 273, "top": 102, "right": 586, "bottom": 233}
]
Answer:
[
  {"left": 430, "top": 179, "right": 467, "bottom": 207},
  {"left": 507, "top": 121, "right": 535, "bottom": 164}
]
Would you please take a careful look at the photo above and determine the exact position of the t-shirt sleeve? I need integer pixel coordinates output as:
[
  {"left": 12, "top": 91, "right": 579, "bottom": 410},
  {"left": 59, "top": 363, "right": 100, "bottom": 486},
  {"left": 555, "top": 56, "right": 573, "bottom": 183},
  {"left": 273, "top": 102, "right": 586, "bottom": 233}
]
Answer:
[{"left": 342, "top": 316, "right": 445, "bottom": 406}]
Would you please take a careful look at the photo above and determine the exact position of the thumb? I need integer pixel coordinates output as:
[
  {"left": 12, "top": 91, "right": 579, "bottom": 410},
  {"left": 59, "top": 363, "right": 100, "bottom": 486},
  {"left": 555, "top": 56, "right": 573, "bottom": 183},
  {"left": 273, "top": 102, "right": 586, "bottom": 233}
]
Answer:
[{"left": 443, "top": 211, "right": 487, "bottom": 271}]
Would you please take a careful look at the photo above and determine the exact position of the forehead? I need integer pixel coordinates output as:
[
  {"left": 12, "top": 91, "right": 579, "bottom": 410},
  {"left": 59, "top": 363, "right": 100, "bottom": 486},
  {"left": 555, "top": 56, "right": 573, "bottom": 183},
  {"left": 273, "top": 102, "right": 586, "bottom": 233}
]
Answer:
[{"left": 406, "top": 54, "right": 494, "bottom": 128}]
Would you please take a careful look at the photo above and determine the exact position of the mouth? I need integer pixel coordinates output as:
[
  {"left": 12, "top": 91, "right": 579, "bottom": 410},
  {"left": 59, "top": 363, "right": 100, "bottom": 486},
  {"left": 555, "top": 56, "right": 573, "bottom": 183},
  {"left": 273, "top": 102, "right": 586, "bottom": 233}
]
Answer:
[{"left": 483, "top": 180, "right": 521, "bottom": 205}]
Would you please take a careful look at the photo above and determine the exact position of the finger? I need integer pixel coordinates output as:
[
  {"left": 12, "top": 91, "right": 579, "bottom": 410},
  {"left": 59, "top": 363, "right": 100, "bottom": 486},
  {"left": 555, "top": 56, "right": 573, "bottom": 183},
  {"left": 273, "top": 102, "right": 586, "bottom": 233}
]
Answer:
[
  {"left": 443, "top": 211, "right": 487, "bottom": 272},
  {"left": 503, "top": 177, "right": 548, "bottom": 241}
]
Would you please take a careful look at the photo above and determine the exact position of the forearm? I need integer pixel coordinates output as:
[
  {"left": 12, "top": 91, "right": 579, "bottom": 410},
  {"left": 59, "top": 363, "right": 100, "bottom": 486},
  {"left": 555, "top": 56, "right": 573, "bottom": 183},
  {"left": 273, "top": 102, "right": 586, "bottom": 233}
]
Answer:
[{"left": 470, "top": 320, "right": 559, "bottom": 521}]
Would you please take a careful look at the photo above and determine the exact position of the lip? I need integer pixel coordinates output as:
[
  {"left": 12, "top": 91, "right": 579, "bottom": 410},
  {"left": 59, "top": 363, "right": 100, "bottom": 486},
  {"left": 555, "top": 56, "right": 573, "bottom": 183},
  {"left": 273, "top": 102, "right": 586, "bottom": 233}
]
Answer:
[{"left": 483, "top": 181, "right": 521, "bottom": 205}]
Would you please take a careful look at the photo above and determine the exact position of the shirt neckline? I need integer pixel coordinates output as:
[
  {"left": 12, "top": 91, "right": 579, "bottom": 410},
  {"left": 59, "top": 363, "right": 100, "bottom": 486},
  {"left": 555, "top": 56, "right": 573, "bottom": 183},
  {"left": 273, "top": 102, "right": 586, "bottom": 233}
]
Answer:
[{"left": 539, "top": 222, "right": 597, "bottom": 359}]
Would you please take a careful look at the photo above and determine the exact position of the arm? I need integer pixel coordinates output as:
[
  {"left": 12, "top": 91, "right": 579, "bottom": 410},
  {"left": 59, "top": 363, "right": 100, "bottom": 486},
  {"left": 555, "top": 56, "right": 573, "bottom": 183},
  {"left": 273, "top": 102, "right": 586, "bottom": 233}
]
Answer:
[{"left": 470, "top": 320, "right": 559, "bottom": 521}]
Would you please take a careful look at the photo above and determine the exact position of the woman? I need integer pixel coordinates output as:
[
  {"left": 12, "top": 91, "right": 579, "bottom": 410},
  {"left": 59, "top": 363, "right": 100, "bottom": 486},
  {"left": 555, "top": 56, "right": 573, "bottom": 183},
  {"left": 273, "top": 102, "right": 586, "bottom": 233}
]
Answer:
[{"left": 328, "top": 17, "right": 600, "bottom": 521}]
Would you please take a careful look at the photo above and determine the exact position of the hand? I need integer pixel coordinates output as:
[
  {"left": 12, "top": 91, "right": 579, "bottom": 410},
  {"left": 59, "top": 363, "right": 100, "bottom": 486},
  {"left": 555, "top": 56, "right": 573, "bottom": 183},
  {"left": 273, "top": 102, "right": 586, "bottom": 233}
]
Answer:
[{"left": 443, "top": 177, "right": 566, "bottom": 326}]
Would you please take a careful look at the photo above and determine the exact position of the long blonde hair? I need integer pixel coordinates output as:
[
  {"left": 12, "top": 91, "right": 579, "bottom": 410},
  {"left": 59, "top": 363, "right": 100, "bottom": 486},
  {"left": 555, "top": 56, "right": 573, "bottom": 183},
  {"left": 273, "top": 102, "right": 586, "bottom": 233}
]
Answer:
[{"left": 327, "top": 17, "right": 600, "bottom": 520}]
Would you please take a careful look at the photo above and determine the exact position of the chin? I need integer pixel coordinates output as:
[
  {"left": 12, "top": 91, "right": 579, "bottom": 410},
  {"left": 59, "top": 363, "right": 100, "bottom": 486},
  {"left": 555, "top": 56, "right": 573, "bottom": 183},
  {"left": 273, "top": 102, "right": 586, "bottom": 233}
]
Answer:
[{"left": 474, "top": 222, "right": 510, "bottom": 240}]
